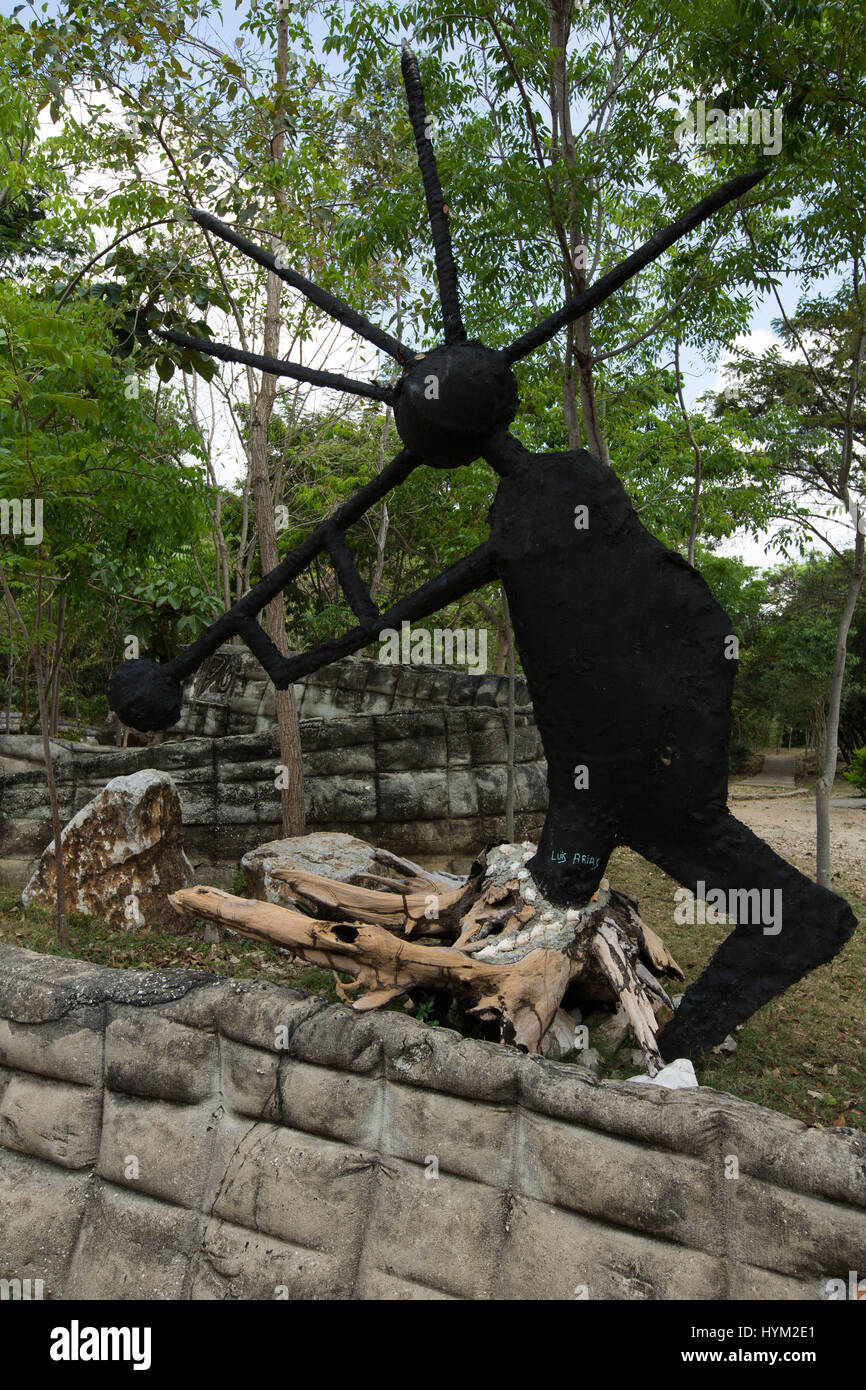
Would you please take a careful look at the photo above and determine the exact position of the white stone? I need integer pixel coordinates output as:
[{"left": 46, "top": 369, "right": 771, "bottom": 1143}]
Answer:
[
  {"left": 626, "top": 1058, "right": 699, "bottom": 1090},
  {"left": 242, "top": 831, "right": 383, "bottom": 906},
  {"left": 541, "top": 1009, "right": 580, "bottom": 1061}
]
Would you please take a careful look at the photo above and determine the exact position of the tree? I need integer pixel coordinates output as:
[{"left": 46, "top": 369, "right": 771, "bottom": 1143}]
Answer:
[
  {"left": 0, "top": 278, "right": 208, "bottom": 940},
  {"left": 714, "top": 291, "right": 866, "bottom": 886}
]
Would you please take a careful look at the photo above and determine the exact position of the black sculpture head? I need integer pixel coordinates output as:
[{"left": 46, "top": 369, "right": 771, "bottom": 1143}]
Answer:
[
  {"left": 129, "top": 42, "right": 767, "bottom": 730},
  {"left": 393, "top": 343, "right": 518, "bottom": 467}
]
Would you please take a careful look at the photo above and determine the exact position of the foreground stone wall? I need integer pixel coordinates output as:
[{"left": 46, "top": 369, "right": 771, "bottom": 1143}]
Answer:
[
  {"left": 1, "top": 943, "right": 864, "bottom": 1300},
  {"left": 0, "top": 709, "right": 546, "bottom": 885}
]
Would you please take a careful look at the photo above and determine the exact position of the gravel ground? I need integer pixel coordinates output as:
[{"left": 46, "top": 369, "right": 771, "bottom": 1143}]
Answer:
[{"left": 731, "top": 793, "right": 866, "bottom": 896}]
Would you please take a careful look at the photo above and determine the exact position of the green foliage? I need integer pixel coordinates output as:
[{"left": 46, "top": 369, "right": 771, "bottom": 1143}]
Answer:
[{"left": 844, "top": 749, "right": 866, "bottom": 794}]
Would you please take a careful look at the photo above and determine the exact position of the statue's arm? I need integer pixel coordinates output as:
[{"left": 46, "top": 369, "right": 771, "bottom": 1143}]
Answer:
[{"left": 237, "top": 540, "right": 500, "bottom": 689}]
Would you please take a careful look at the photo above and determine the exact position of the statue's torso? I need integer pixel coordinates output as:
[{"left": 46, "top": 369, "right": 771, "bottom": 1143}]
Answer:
[{"left": 488, "top": 449, "right": 734, "bottom": 812}]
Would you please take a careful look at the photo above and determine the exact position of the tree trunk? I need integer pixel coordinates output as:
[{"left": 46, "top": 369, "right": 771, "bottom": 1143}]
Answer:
[
  {"left": 547, "top": 0, "right": 609, "bottom": 463},
  {"left": 5, "top": 606, "right": 12, "bottom": 732},
  {"left": 48, "top": 594, "right": 65, "bottom": 735},
  {"left": 0, "top": 567, "right": 68, "bottom": 944},
  {"left": 369, "top": 405, "right": 393, "bottom": 604},
  {"left": 33, "top": 640, "right": 68, "bottom": 946},
  {"left": 816, "top": 528, "right": 864, "bottom": 886},
  {"left": 246, "top": 0, "right": 305, "bottom": 836},
  {"left": 503, "top": 586, "right": 515, "bottom": 842},
  {"left": 674, "top": 339, "right": 703, "bottom": 566}
]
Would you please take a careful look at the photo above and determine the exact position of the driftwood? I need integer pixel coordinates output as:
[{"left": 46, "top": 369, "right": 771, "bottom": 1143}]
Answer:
[{"left": 171, "top": 843, "right": 682, "bottom": 1071}]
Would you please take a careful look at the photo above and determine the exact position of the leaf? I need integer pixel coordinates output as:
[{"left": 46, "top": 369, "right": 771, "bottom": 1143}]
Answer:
[{"left": 41, "top": 393, "right": 100, "bottom": 422}]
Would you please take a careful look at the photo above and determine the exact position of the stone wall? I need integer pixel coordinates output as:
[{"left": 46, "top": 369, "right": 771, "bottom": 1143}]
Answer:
[
  {"left": 173, "top": 645, "right": 531, "bottom": 738},
  {"left": 0, "top": 708, "right": 547, "bottom": 886},
  {"left": 1, "top": 942, "right": 863, "bottom": 1300}
]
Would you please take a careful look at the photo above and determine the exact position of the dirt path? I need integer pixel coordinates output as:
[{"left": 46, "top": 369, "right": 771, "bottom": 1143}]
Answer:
[
  {"left": 731, "top": 794, "right": 866, "bottom": 896},
  {"left": 743, "top": 752, "right": 796, "bottom": 786}
]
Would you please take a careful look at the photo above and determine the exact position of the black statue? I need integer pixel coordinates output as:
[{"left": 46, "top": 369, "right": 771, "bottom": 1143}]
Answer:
[{"left": 110, "top": 45, "right": 857, "bottom": 1060}]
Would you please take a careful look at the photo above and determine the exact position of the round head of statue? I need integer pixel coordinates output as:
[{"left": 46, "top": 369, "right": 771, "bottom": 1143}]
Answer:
[{"left": 393, "top": 342, "right": 518, "bottom": 468}]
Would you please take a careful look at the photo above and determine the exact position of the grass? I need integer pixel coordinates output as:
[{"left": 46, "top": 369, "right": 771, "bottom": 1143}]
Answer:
[
  {"left": 1, "top": 844, "right": 863, "bottom": 1133},
  {"left": 0, "top": 888, "right": 345, "bottom": 1005}
]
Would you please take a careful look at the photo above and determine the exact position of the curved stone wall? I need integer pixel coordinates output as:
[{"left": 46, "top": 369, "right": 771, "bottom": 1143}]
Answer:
[
  {"left": 173, "top": 646, "right": 532, "bottom": 738},
  {"left": 1, "top": 943, "right": 864, "bottom": 1301}
]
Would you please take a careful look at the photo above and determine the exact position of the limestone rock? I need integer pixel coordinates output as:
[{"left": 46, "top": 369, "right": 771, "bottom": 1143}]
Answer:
[
  {"left": 540, "top": 1008, "right": 580, "bottom": 1061},
  {"left": 241, "top": 832, "right": 385, "bottom": 906},
  {"left": 22, "top": 769, "right": 193, "bottom": 929}
]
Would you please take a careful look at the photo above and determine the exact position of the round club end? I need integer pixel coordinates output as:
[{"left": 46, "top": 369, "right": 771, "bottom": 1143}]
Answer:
[{"left": 108, "top": 659, "right": 183, "bottom": 733}]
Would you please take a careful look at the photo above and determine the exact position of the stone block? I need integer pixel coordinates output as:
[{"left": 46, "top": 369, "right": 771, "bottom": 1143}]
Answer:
[
  {"left": 212, "top": 1116, "right": 377, "bottom": 1260},
  {"left": 105, "top": 1008, "right": 218, "bottom": 1103},
  {"left": 65, "top": 1180, "right": 202, "bottom": 1299},
  {"left": 215, "top": 981, "right": 326, "bottom": 1053},
  {"left": 377, "top": 771, "right": 448, "bottom": 821},
  {"left": 0, "top": 1012, "right": 103, "bottom": 1086},
  {"left": 305, "top": 775, "right": 377, "bottom": 823},
  {"left": 0, "top": 1147, "right": 89, "bottom": 1296},
  {"left": 361, "top": 1157, "right": 506, "bottom": 1300},
  {"left": 188, "top": 1215, "right": 349, "bottom": 1300},
  {"left": 223, "top": 1041, "right": 381, "bottom": 1145},
  {"left": 730, "top": 1176, "right": 866, "bottom": 1277},
  {"left": 498, "top": 1195, "right": 724, "bottom": 1301},
  {"left": 97, "top": 1091, "right": 219, "bottom": 1209},
  {"left": 0, "top": 1071, "right": 100, "bottom": 1170},
  {"left": 447, "top": 769, "right": 479, "bottom": 817},
  {"left": 517, "top": 1110, "right": 715, "bottom": 1250},
  {"left": 384, "top": 1082, "right": 513, "bottom": 1186},
  {"left": 377, "top": 736, "right": 448, "bottom": 773}
]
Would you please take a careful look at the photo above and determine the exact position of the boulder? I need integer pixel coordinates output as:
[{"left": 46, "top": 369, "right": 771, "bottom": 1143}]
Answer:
[
  {"left": 241, "top": 831, "right": 385, "bottom": 906},
  {"left": 22, "top": 769, "right": 193, "bottom": 929}
]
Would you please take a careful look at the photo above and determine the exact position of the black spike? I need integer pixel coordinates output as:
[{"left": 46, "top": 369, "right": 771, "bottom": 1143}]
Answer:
[
  {"left": 155, "top": 327, "right": 394, "bottom": 404},
  {"left": 505, "top": 167, "right": 769, "bottom": 363},
  {"left": 400, "top": 41, "right": 466, "bottom": 345},
  {"left": 190, "top": 208, "right": 412, "bottom": 364}
]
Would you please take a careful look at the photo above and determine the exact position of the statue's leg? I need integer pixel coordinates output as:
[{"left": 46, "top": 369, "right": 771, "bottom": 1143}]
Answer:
[
  {"left": 528, "top": 800, "right": 620, "bottom": 905},
  {"left": 627, "top": 809, "right": 858, "bottom": 1060}
]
